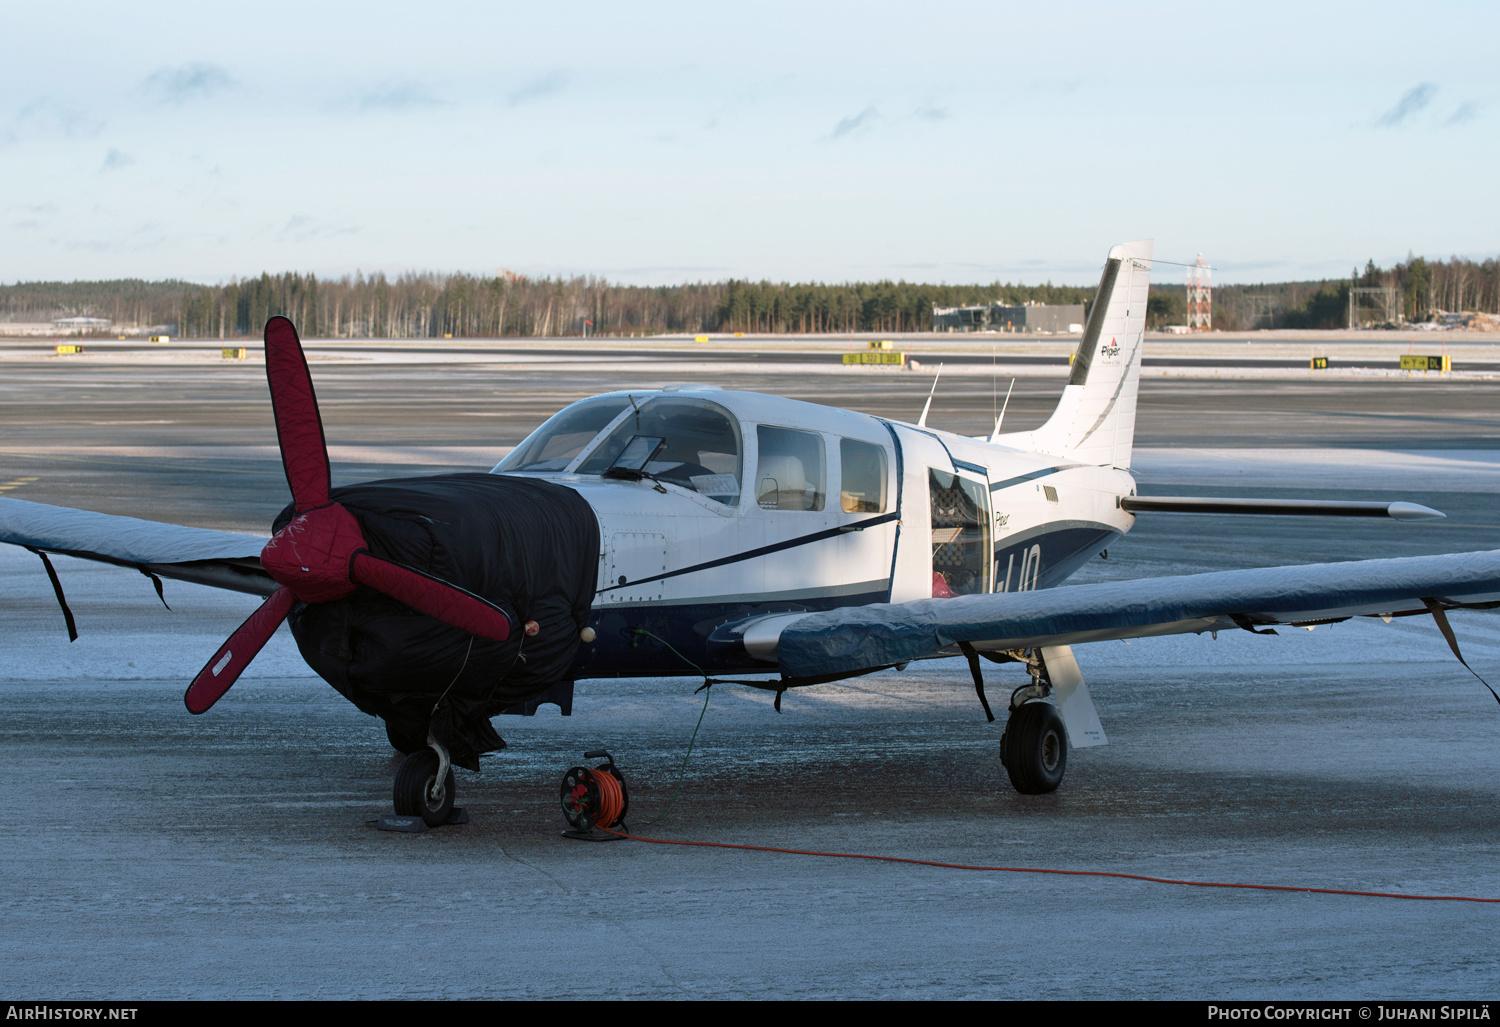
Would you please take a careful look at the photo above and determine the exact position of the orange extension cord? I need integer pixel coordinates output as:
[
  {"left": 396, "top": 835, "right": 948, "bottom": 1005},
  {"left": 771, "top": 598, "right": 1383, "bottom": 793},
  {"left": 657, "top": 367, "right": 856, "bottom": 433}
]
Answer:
[{"left": 597, "top": 826, "right": 1500, "bottom": 904}]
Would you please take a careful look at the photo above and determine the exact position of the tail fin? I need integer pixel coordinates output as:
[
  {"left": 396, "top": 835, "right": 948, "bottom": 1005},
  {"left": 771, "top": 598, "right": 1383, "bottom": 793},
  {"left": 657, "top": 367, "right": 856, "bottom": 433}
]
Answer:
[{"left": 1027, "top": 239, "right": 1153, "bottom": 468}]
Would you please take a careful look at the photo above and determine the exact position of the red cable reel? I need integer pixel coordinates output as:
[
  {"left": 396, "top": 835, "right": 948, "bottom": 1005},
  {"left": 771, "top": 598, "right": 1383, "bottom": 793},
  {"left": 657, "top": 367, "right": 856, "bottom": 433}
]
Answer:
[{"left": 560, "top": 750, "right": 629, "bottom": 837}]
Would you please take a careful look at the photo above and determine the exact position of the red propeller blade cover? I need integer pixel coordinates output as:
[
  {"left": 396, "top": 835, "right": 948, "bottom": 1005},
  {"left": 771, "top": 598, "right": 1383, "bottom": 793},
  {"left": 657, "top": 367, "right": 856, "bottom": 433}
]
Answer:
[
  {"left": 185, "top": 587, "right": 296, "bottom": 714},
  {"left": 260, "top": 502, "right": 366, "bottom": 603},
  {"left": 264, "top": 316, "right": 330, "bottom": 513},
  {"left": 351, "top": 551, "right": 512, "bottom": 642}
]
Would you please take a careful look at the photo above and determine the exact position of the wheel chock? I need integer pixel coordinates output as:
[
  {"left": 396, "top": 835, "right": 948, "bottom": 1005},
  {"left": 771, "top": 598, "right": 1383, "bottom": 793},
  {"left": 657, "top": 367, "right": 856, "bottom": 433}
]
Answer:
[
  {"left": 377, "top": 813, "right": 428, "bottom": 833},
  {"left": 374, "top": 806, "right": 468, "bottom": 832}
]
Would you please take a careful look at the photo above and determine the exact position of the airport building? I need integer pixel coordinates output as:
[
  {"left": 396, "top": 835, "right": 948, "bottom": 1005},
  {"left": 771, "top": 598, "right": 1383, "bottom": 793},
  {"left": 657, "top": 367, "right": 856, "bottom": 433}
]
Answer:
[
  {"left": 931, "top": 302, "right": 1085, "bottom": 334},
  {"left": 51, "top": 317, "right": 112, "bottom": 334}
]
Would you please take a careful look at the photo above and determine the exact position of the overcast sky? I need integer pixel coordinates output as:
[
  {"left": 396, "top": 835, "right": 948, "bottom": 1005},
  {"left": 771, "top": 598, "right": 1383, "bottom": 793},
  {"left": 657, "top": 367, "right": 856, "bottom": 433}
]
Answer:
[{"left": 2, "top": 1, "right": 1495, "bottom": 286}]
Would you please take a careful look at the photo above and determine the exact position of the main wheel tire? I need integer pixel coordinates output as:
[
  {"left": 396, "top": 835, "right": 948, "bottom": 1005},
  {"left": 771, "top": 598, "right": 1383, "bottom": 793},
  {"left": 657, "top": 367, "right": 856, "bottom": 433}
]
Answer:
[
  {"left": 392, "top": 750, "right": 456, "bottom": 827},
  {"left": 385, "top": 722, "right": 427, "bottom": 756},
  {"left": 1000, "top": 702, "right": 1067, "bottom": 794}
]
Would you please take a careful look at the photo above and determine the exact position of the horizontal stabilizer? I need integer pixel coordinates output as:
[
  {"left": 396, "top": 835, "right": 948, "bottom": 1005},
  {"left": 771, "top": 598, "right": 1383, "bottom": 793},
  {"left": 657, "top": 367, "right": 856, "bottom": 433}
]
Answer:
[{"left": 1121, "top": 496, "right": 1445, "bottom": 521}]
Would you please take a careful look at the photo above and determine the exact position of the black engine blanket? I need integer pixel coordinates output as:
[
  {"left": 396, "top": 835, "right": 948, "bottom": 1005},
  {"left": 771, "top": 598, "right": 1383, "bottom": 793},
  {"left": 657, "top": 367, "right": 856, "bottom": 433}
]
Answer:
[{"left": 277, "top": 473, "right": 599, "bottom": 769}]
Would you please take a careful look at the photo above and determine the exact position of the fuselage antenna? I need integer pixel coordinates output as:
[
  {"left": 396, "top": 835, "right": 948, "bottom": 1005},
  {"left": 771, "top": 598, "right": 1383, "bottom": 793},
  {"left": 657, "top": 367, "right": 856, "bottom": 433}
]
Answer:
[
  {"left": 988, "top": 378, "right": 1016, "bottom": 442},
  {"left": 916, "top": 363, "right": 944, "bottom": 428}
]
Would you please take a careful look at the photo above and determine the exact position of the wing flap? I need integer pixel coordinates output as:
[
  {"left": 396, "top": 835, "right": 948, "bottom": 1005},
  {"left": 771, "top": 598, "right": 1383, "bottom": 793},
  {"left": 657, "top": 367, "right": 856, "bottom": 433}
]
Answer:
[
  {"left": 776, "top": 550, "right": 1500, "bottom": 678},
  {"left": 0, "top": 497, "right": 274, "bottom": 596}
]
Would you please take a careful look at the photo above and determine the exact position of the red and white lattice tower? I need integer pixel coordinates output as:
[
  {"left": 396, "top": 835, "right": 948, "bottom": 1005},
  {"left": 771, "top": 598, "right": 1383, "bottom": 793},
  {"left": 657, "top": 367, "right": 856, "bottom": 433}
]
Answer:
[{"left": 1186, "top": 253, "right": 1211, "bottom": 331}]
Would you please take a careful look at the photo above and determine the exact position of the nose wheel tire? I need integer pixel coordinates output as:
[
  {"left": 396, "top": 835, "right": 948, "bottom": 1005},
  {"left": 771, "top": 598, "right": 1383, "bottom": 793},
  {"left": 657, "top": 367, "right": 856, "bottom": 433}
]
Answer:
[
  {"left": 393, "top": 750, "right": 456, "bottom": 827},
  {"left": 1000, "top": 701, "right": 1067, "bottom": 794}
]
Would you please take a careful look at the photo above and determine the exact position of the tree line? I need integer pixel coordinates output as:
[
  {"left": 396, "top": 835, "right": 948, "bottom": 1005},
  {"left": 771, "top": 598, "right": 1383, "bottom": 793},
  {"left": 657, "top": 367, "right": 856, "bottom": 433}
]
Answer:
[
  {"left": 2, "top": 253, "right": 1495, "bottom": 337},
  {"left": 0, "top": 271, "right": 1091, "bottom": 338},
  {"left": 1147, "top": 254, "right": 1500, "bottom": 331}
]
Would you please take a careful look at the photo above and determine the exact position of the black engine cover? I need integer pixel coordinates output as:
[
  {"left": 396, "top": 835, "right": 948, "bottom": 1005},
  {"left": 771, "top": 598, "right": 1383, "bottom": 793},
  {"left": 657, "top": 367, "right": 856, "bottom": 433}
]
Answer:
[{"left": 277, "top": 473, "right": 599, "bottom": 769}]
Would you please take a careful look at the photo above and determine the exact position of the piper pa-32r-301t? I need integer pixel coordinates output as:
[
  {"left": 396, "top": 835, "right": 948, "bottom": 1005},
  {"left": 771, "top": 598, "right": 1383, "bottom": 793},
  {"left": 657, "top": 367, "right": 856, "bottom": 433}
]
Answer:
[{"left": 3, "top": 239, "right": 1495, "bottom": 827}]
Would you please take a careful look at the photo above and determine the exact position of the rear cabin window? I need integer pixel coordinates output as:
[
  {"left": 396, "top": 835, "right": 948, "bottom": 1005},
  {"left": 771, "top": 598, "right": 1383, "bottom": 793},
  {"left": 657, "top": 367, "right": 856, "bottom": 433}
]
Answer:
[
  {"left": 839, "top": 438, "right": 887, "bottom": 513},
  {"left": 756, "top": 426, "right": 825, "bottom": 511},
  {"left": 495, "top": 396, "right": 631, "bottom": 473},
  {"left": 575, "top": 397, "right": 743, "bottom": 505}
]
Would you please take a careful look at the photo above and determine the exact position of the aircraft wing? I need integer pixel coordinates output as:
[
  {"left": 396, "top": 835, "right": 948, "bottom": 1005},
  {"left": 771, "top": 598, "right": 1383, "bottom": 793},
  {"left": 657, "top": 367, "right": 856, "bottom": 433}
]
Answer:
[
  {"left": 771, "top": 550, "right": 1500, "bottom": 679},
  {"left": 0, "top": 497, "right": 273, "bottom": 596}
]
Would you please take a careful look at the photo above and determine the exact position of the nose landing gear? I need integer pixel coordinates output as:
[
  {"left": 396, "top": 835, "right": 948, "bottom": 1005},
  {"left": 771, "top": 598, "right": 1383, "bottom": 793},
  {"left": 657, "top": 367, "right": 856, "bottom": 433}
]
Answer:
[{"left": 381, "top": 733, "right": 469, "bottom": 832}]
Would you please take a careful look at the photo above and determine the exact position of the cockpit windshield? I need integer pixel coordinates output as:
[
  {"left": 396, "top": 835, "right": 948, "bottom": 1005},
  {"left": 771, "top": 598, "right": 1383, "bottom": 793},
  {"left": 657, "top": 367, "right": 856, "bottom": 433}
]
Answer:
[
  {"left": 494, "top": 395, "right": 631, "bottom": 473},
  {"left": 576, "top": 396, "right": 742, "bottom": 505}
]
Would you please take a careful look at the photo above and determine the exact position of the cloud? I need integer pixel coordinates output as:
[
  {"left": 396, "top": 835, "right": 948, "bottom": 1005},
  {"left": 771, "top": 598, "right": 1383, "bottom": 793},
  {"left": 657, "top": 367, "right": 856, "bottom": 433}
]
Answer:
[
  {"left": 101, "top": 148, "right": 134, "bottom": 172},
  {"left": 1376, "top": 83, "right": 1436, "bottom": 127},
  {"left": 914, "top": 105, "right": 948, "bottom": 122},
  {"left": 141, "top": 63, "right": 236, "bottom": 105},
  {"left": 14, "top": 97, "right": 105, "bottom": 139},
  {"left": 1446, "top": 101, "right": 1479, "bottom": 126},
  {"left": 508, "top": 70, "right": 567, "bottom": 106},
  {"left": 826, "top": 105, "right": 879, "bottom": 140},
  {"left": 358, "top": 81, "right": 445, "bottom": 112}
]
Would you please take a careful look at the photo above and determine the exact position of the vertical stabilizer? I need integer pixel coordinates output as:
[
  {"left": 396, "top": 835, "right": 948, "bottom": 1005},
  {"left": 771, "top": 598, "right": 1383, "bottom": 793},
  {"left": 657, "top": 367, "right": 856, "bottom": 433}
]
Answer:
[{"left": 1027, "top": 240, "right": 1153, "bottom": 468}]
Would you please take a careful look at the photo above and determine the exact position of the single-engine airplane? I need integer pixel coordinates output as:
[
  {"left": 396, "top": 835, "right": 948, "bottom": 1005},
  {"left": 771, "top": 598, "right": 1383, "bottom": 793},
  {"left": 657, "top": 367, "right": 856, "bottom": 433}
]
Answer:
[{"left": 5, "top": 239, "right": 1497, "bottom": 827}]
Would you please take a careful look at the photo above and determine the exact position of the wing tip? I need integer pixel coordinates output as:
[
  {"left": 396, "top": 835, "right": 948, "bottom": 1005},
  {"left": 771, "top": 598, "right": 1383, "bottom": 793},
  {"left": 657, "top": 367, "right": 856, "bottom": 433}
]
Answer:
[{"left": 1388, "top": 502, "right": 1446, "bottom": 521}]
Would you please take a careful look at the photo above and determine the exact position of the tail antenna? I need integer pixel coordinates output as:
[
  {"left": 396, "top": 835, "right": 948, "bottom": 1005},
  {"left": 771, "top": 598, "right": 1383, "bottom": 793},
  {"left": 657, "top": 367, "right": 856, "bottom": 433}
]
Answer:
[
  {"left": 916, "top": 363, "right": 944, "bottom": 428},
  {"left": 988, "top": 378, "right": 1016, "bottom": 443}
]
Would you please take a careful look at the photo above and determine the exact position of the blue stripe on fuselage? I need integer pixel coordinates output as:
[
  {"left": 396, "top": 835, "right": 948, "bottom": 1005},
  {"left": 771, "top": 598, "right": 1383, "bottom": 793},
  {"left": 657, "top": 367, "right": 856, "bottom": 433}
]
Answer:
[
  {"left": 992, "top": 522, "right": 1121, "bottom": 593},
  {"left": 988, "top": 465, "right": 1078, "bottom": 492}
]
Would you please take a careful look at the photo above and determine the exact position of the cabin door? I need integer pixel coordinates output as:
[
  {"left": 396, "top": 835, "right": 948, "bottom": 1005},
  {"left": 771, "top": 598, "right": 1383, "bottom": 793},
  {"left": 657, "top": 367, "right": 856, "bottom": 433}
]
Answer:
[{"left": 928, "top": 468, "right": 991, "bottom": 597}]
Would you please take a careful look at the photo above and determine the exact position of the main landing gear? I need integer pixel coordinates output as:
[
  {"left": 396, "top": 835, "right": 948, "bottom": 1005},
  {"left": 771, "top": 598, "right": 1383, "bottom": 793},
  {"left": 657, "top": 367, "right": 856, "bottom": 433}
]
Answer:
[
  {"left": 1000, "top": 699, "right": 1067, "bottom": 794},
  {"left": 971, "top": 647, "right": 1070, "bottom": 795}
]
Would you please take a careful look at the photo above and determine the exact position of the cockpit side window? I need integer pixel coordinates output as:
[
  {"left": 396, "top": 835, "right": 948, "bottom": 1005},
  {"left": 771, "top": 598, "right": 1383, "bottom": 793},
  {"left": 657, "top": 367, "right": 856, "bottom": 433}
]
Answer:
[
  {"left": 575, "top": 397, "right": 743, "bottom": 505},
  {"left": 494, "top": 396, "right": 631, "bottom": 473},
  {"left": 756, "top": 426, "right": 826, "bottom": 511}
]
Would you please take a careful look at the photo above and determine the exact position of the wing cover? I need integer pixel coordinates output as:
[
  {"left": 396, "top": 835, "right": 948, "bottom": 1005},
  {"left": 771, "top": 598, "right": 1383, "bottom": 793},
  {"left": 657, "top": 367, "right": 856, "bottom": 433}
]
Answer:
[
  {"left": 0, "top": 497, "right": 272, "bottom": 594},
  {"left": 776, "top": 550, "right": 1500, "bottom": 678}
]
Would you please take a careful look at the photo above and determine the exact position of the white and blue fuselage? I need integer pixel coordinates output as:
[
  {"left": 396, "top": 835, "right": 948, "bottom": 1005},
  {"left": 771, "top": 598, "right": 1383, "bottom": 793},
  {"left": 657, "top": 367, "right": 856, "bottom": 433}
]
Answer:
[{"left": 496, "top": 385, "right": 1137, "bottom": 680}]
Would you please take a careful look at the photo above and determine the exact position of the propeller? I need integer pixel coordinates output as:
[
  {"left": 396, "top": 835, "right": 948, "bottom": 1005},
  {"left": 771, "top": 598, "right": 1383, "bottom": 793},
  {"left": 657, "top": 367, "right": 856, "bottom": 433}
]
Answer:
[{"left": 184, "top": 316, "right": 512, "bottom": 715}]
